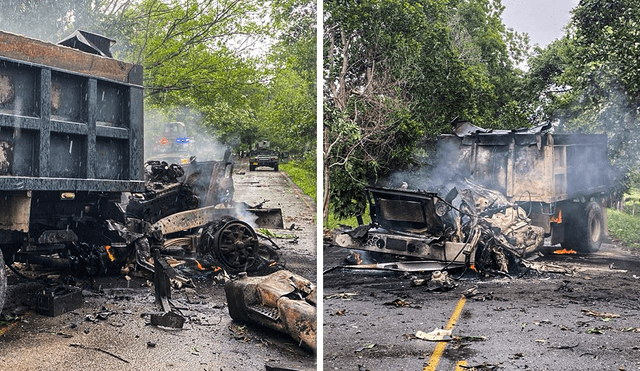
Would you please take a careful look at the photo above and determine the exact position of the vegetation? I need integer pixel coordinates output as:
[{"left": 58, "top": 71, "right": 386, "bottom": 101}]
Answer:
[
  {"left": 324, "top": 0, "right": 640, "bottom": 224},
  {"left": 0, "top": 0, "right": 316, "bottom": 158},
  {"left": 279, "top": 155, "right": 317, "bottom": 202},
  {"left": 607, "top": 209, "right": 640, "bottom": 249}
]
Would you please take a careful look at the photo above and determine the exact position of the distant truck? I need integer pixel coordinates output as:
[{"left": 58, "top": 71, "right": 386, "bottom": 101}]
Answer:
[{"left": 249, "top": 139, "right": 279, "bottom": 171}]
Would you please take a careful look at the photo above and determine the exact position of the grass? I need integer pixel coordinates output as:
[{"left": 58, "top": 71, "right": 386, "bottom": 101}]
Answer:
[
  {"left": 621, "top": 188, "right": 640, "bottom": 215},
  {"left": 606, "top": 208, "right": 640, "bottom": 249},
  {"left": 279, "top": 160, "right": 316, "bottom": 202},
  {"left": 324, "top": 206, "right": 371, "bottom": 230}
]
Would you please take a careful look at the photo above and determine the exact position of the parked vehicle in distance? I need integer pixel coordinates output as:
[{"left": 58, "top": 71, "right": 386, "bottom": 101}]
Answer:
[{"left": 250, "top": 149, "right": 279, "bottom": 171}]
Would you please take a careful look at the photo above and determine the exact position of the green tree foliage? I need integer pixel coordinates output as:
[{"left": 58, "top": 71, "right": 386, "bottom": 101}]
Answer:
[
  {"left": 262, "top": 0, "right": 317, "bottom": 154},
  {"left": 524, "top": 0, "right": 640, "bottom": 188},
  {"left": 1, "top": 0, "right": 316, "bottom": 156},
  {"left": 323, "top": 0, "right": 530, "bottom": 220}
]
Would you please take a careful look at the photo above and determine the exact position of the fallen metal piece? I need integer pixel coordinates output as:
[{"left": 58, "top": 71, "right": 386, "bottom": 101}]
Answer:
[
  {"left": 225, "top": 270, "right": 316, "bottom": 352},
  {"left": 36, "top": 286, "right": 83, "bottom": 317},
  {"left": 338, "top": 260, "right": 464, "bottom": 272},
  {"left": 150, "top": 311, "right": 186, "bottom": 328},
  {"left": 153, "top": 250, "right": 173, "bottom": 312}
]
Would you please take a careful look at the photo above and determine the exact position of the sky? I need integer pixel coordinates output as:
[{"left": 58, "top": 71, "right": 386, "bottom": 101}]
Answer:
[{"left": 500, "top": 0, "right": 580, "bottom": 48}]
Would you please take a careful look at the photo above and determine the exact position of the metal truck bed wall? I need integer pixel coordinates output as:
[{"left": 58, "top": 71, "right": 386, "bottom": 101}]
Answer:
[
  {"left": 0, "top": 30, "right": 144, "bottom": 193},
  {"left": 438, "top": 132, "right": 610, "bottom": 203}
]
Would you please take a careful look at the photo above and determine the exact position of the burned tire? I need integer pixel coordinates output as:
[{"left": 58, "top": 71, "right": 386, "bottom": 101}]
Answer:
[
  {"left": 583, "top": 202, "right": 604, "bottom": 253},
  {"left": 0, "top": 249, "right": 6, "bottom": 315},
  {"left": 249, "top": 164, "right": 255, "bottom": 171},
  {"left": 562, "top": 202, "right": 604, "bottom": 253}
]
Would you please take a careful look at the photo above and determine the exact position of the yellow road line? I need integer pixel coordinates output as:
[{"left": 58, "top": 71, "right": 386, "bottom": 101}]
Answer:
[
  {"left": 454, "top": 361, "right": 468, "bottom": 371},
  {"left": 423, "top": 295, "right": 467, "bottom": 371}
]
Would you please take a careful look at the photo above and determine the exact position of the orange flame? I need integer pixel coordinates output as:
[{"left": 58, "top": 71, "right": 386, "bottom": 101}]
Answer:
[
  {"left": 105, "top": 245, "right": 115, "bottom": 262},
  {"left": 196, "top": 261, "right": 205, "bottom": 270},
  {"left": 550, "top": 210, "right": 563, "bottom": 224},
  {"left": 212, "top": 266, "right": 222, "bottom": 272},
  {"left": 469, "top": 263, "right": 477, "bottom": 272},
  {"left": 553, "top": 248, "right": 577, "bottom": 254},
  {"left": 269, "top": 261, "right": 277, "bottom": 266}
]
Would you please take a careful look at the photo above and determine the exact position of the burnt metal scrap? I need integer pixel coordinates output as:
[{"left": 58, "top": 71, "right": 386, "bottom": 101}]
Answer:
[
  {"left": 225, "top": 270, "right": 317, "bottom": 352},
  {"left": 334, "top": 179, "right": 545, "bottom": 275}
]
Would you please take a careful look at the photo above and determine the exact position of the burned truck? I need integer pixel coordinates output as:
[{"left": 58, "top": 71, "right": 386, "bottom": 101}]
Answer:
[
  {"left": 335, "top": 121, "right": 610, "bottom": 274},
  {"left": 0, "top": 31, "right": 283, "bottom": 315}
]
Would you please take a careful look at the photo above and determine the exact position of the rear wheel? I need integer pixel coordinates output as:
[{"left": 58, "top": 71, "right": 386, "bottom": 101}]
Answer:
[
  {"left": 561, "top": 202, "right": 604, "bottom": 253},
  {"left": 583, "top": 202, "right": 604, "bottom": 253},
  {"left": 0, "top": 249, "right": 6, "bottom": 314}
]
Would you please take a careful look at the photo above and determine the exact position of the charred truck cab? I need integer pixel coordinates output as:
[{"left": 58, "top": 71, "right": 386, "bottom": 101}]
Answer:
[{"left": 335, "top": 121, "right": 610, "bottom": 273}]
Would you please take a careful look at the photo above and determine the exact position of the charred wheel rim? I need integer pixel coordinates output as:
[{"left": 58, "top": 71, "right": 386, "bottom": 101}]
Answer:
[{"left": 214, "top": 220, "right": 259, "bottom": 270}]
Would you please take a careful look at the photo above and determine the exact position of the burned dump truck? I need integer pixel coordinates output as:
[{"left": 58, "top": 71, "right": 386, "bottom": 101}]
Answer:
[
  {"left": 335, "top": 121, "right": 611, "bottom": 274},
  {"left": 0, "top": 31, "right": 285, "bottom": 315}
]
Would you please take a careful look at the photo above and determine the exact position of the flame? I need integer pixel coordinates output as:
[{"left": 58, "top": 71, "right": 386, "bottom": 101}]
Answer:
[
  {"left": 196, "top": 260, "right": 205, "bottom": 270},
  {"left": 105, "top": 245, "right": 115, "bottom": 262},
  {"left": 212, "top": 266, "right": 222, "bottom": 272},
  {"left": 269, "top": 261, "right": 277, "bottom": 266},
  {"left": 553, "top": 248, "right": 577, "bottom": 254},
  {"left": 469, "top": 263, "right": 477, "bottom": 272},
  {"left": 550, "top": 210, "right": 562, "bottom": 224},
  {"left": 160, "top": 137, "right": 168, "bottom": 145}
]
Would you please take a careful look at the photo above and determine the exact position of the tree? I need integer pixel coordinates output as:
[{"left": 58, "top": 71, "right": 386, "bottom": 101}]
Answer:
[
  {"left": 323, "top": 0, "right": 532, "bottom": 221},
  {"left": 524, "top": 0, "right": 640, "bottom": 187}
]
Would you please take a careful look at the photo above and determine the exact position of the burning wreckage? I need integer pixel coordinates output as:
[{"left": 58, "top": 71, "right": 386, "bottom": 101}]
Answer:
[
  {"left": 0, "top": 30, "right": 315, "bottom": 352},
  {"left": 334, "top": 120, "right": 611, "bottom": 276}
]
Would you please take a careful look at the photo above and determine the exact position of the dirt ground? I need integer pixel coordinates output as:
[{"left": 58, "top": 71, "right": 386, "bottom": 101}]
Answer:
[
  {"left": 0, "top": 159, "right": 317, "bottom": 371},
  {"left": 323, "top": 237, "right": 640, "bottom": 371}
]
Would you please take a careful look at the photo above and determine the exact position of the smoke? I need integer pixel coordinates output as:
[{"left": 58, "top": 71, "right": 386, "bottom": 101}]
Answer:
[
  {"left": 551, "top": 74, "right": 639, "bottom": 193},
  {"left": 382, "top": 137, "right": 471, "bottom": 196}
]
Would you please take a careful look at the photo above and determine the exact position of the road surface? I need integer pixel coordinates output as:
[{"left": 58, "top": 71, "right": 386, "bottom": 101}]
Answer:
[{"left": 0, "top": 159, "right": 317, "bottom": 371}]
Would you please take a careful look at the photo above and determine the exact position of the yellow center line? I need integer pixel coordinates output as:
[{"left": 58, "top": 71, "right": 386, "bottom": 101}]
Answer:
[{"left": 423, "top": 295, "right": 467, "bottom": 371}]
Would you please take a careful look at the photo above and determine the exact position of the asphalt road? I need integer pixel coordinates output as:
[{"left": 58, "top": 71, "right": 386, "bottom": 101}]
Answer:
[
  {"left": 0, "top": 159, "right": 317, "bottom": 371},
  {"left": 323, "top": 239, "right": 640, "bottom": 371}
]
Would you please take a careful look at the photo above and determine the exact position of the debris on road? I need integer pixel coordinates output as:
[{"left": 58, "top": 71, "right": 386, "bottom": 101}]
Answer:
[
  {"left": 35, "top": 286, "right": 83, "bottom": 317},
  {"left": 225, "top": 270, "right": 317, "bottom": 352},
  {"left": 581, "top": 308, "right": 620, "bottom": 319},
  {"left": 416, "top": 328, "right": 453, "bottom": 341}
]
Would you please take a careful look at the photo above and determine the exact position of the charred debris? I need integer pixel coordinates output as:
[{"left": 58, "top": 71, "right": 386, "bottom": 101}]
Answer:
[{"left": 331, "top": 120, "right": 612, "bottom": 279}]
